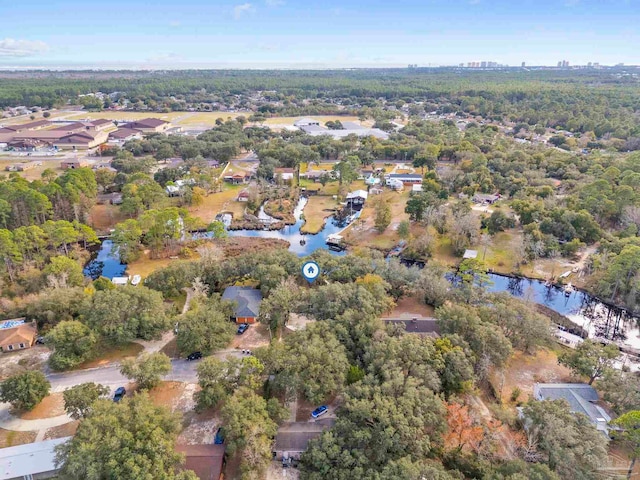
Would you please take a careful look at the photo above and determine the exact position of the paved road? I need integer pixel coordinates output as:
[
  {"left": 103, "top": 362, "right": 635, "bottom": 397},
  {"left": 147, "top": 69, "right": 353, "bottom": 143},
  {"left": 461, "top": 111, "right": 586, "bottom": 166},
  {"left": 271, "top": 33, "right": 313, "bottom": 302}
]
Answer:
[
  {"left": 47, "top": 359, "right": 199, "bottom": 392},
  {"left": 47, "top": 350, "right": 244, "bottom": 393}
]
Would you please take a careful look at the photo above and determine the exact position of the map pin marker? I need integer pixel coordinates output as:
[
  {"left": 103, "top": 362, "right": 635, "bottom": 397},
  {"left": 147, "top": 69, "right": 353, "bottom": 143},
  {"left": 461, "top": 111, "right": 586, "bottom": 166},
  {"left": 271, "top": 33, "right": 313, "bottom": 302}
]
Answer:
[{"left": 302, "top": 261, "right": 320, "bottom": 284}]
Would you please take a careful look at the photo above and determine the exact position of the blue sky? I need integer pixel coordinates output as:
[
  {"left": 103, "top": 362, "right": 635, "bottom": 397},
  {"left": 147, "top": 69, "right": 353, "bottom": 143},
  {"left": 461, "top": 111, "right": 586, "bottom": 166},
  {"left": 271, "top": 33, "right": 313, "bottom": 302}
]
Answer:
[{"left": 0, "top": 0, "right": 638, "bottom": 68}]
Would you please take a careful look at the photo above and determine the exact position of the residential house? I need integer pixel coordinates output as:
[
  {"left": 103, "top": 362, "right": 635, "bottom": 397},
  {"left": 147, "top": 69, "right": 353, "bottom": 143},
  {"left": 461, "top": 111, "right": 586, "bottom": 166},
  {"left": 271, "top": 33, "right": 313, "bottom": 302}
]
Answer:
[
  {"left": 60, "top": 159, "right": 88, "bottom": 169},
  {"left": 411, "top": 184, "right": 423, "bottom": 194},
  {"left": 237, "top": 190, "right": 250, "bottom": 202},
  {"left": 223, "top": 172, "right": 249, "bottom": 185},
  {"left": 0, "top": 318, "right": 37, "bottom": 353},
  {"left": 386, "top": 173, "right": 423, "bottom": 185},
  {"left": 365, "top": 174, "right": 381, "bottom": 187},
  {"left": 382, "top": 317, "right": 440, "bottom": 337},
  {"left": 175, "top": 444, "right": 225, "bottom": 480},
  {"left": 221, "top": 286, "right": 262, "bottom": 324},
  {"left": 274, "top": 167, "right": 295, "bottom": 183},
  {"left": 97, "top": 192, "right": 123, "bottom": 205},
  {"left": 345, "top": 190, "right": 368, "bottom": 211},
  {"left": 533, "top": 383, "right": 612, "bottom": 435},
  {"left": 273, "top": 420, "right": 335, "bottom": 461},
  {"left": 124, "top": 118, "right": 171, "bottom": 133},
  {"left": 300, "top": 170, "right": 332, "bottom": 182},
  {"left": 293, "top": 118, "right": 321, "bottom": 128},
  {"left": 387, "top": 178, "right": 404, "bottom": 191},
  {"left": 0, "top": 436, "right": 71, "bottom": 479},
  {"left": 473, "top": 193, "right": 501, "bottom": 204}
]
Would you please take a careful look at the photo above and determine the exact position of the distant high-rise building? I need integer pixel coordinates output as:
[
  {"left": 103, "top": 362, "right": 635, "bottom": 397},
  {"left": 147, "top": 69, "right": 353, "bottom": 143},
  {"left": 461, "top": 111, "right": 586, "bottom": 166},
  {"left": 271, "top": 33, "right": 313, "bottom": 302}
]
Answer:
[
  {"left": 480, "top": 61, "right": 487, "bottom": 68},
  {"left": 587, "top": 62, "right": 592, "bottom": 67},
  {"left": 521, "top": 62, "right": 526, "bottom": 67},
  {"left": 593, "top": 62, "right": 600, "bottom": 67},
  {"left": 557, "top": 61, "right": 562, "bottom": 67}
]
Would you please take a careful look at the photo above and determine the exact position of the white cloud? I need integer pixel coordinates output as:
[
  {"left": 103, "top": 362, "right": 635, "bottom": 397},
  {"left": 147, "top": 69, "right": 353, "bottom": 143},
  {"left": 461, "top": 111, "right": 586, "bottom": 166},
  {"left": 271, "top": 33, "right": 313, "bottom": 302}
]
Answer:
[
  {"left": 265, "top": 0, "right": 284, "bottom": 6},
  {"left": 233, "top": 3, "right": 255, "bottom": 19},
  {"left": 0, "top": 38, "right": 49, "bottom": 57}
]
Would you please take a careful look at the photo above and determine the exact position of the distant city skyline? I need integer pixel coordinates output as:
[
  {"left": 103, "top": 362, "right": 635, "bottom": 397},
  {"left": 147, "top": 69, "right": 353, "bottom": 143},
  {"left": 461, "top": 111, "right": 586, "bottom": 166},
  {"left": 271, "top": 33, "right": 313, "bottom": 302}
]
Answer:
[{"left": 0, "top": 0, "right": 638, "bottom": 69}]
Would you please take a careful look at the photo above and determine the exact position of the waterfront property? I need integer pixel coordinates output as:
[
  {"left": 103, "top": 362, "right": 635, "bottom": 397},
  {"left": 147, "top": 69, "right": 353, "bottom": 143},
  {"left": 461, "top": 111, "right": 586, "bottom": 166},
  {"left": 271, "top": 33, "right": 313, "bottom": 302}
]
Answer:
[
  {"left": 533, "top": 383, "right": 611, "bottom": 435},
  {"left": 222, "top": 286, "right": 263, "bottom": 324}
]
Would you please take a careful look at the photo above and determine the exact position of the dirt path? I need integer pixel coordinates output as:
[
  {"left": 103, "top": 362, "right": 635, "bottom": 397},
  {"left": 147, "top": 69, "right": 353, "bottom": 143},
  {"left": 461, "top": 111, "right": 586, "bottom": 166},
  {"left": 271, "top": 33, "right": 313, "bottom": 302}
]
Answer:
[{"left": 467, "top": 395, "right": 516, "bottom": 460}]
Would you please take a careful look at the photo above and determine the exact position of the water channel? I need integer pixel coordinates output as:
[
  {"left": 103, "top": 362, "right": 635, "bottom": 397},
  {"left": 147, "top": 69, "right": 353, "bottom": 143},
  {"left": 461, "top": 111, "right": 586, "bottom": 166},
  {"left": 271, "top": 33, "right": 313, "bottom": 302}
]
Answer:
[{"left": 84, "top": 199, "right": 640, "bottom": 350}]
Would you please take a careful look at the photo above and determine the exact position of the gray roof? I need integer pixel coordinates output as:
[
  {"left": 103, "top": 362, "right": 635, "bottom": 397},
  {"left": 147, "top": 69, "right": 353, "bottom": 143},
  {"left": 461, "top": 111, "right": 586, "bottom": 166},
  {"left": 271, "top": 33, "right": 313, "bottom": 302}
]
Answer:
[
  {"left": 389, "top": 173, "right": 422, "bottom": 180},
  {"left": 533, "top": 383, "right": 611, "bottom": 430},
  {"left": 222, "top": 286, "right": 262, "bottom": 318},
  {"left": 274, "top": 420, "right": 335, "bottom": 453},
  {"left": 299, "top": 125, "right": 389, "bottom": 140},
  {"left": 0, "top": 436, "right": 71, "bottom": 479},
  {"left": 383, "top": 318, "right": 440, "bottom": 336}
]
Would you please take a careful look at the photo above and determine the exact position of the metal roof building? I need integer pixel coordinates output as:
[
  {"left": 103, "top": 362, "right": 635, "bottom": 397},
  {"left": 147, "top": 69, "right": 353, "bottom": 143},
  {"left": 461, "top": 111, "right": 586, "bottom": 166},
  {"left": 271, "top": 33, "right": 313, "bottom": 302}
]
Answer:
[{"left": 0, "top": 437, "right": 71, "bottom": 480}]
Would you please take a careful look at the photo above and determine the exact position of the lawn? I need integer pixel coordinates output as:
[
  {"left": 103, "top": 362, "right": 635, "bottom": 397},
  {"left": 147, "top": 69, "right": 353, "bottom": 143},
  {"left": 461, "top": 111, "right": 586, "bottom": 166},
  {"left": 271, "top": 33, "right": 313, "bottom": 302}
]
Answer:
[
  {"left": 490, "top": 347, "right": 573, "bottom": 404},
  {"left": 88, "top": 204, "right": 128, "bottom": 233},
  {"left": 0, "top": 159, "right": 66, "bottom": 181},
  {"left": 343, "top": 189, "right": 410, "bottom": 250},
  {"left": 301, "top": 195, "right": 339, "bottom": 234},
  {"left": 127, "top": 253, "right": 183, "bottom": 279},
  {"left": 468, "top": 230, "right": 523, "bottom": 273},
  {"left": 188, "top": 185, "right": 246, "bottom": 223},
  {"left": 76, "top": 342, "right": 144, "bottom": 369},
  {"left": 20, "top": 393, "right": 65, "bottom": 420},
  {"left": 62, "top": 111, "right": 252, "bottom": 128}
]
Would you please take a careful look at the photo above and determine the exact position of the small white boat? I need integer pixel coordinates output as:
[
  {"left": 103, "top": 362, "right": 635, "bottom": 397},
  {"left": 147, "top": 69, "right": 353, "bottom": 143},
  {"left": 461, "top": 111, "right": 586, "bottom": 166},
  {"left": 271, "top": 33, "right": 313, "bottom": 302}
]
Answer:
[
  {"left": 130, "top": 275, "right": 142, "bottom": 286},
  {"left": 564, "top": 283, "right": 574, "bottom": 296}
]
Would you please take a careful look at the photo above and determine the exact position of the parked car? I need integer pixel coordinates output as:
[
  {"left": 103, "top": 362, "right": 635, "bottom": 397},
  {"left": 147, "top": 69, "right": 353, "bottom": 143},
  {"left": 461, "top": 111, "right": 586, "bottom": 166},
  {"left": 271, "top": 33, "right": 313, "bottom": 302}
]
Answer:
[
  {"left": 311, "top": 405, "right": 328, "bottom": 418},
  {"left": 237, "top": 323, "right": 249, "bottom": 335},
  {"left": 35, "top": 336, "right": 46, "bottom": 345},
  {"left": 113, "top": 387, "right": 126, "bottom": 402},
  {"left": 186, "top": 351, "right": 203, "bottom": 361},
  {"left": 214, "top": 427, "right": 225, "bottom": 444}
]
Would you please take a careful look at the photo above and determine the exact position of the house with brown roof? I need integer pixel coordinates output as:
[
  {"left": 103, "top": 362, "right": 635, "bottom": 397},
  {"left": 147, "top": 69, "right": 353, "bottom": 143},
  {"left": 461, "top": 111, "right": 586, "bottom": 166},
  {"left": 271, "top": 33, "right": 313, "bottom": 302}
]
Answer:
[
  {"left": 175, "top": 444, "right": 225, "bottom": 480},
  {"left": 0, "top": 319, "right": 37, "bottom": 353},
  {"left": 125, "top": 118, "right": 171, "bottom": 133}
]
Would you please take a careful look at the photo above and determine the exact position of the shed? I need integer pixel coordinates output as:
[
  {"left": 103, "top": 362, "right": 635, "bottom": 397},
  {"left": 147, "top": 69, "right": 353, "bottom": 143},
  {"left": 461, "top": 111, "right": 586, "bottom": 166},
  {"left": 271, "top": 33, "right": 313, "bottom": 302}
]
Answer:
[
  {"left": 111, "top": 276, "right": 130, "bottom": 286},
  {"left": 463, "top": 250, "right": 478, "bottom": 259},
  {"left": 221, "top": 286, "right": 263, "bottom": 324}
]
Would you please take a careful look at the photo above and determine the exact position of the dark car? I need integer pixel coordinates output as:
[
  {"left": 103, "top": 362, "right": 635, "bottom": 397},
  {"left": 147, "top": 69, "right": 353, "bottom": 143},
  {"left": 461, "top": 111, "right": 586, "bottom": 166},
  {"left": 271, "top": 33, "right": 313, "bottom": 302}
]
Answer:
[
  {"left": 186, "top": 352, "right": 203, "bottom": 361},
  {"left": 237, "top": 323, "right": 249, "bottom": 335},
  {"left": 214, "top": 427, "right": 225, "bottom": 444},
  {"left": 311, "top": 405, "right": 328, "bottom": 418},
  {"left": 35, "top": 336, "right": 46, "bottom": 345},
  {"left": 113, "top": 387, "right": 126, "bottom": 402}
]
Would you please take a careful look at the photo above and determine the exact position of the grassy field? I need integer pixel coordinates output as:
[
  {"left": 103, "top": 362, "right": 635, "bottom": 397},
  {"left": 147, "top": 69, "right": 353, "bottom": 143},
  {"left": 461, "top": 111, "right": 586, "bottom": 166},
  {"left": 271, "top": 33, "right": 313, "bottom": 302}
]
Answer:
[
  {"left": 301, "top": 195, "right": 339, "bottom": 234},
  {"left": 127, "top": 253, "right": 182, "bottom": 279},
  {"left": 0, "top": 159, "right": 66, "bottom": 181},
  {"left": 343, "top": 189, "right": 411, "bottom": 250},
  {"left": 188, "top": 185, "right": 246, "bottom": 223},
  {"left": 88, "top": 204, "right": 129, "bottom": 233},
  {"left": 0, "top": 428, "right": 36, "bottom": 448}
]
